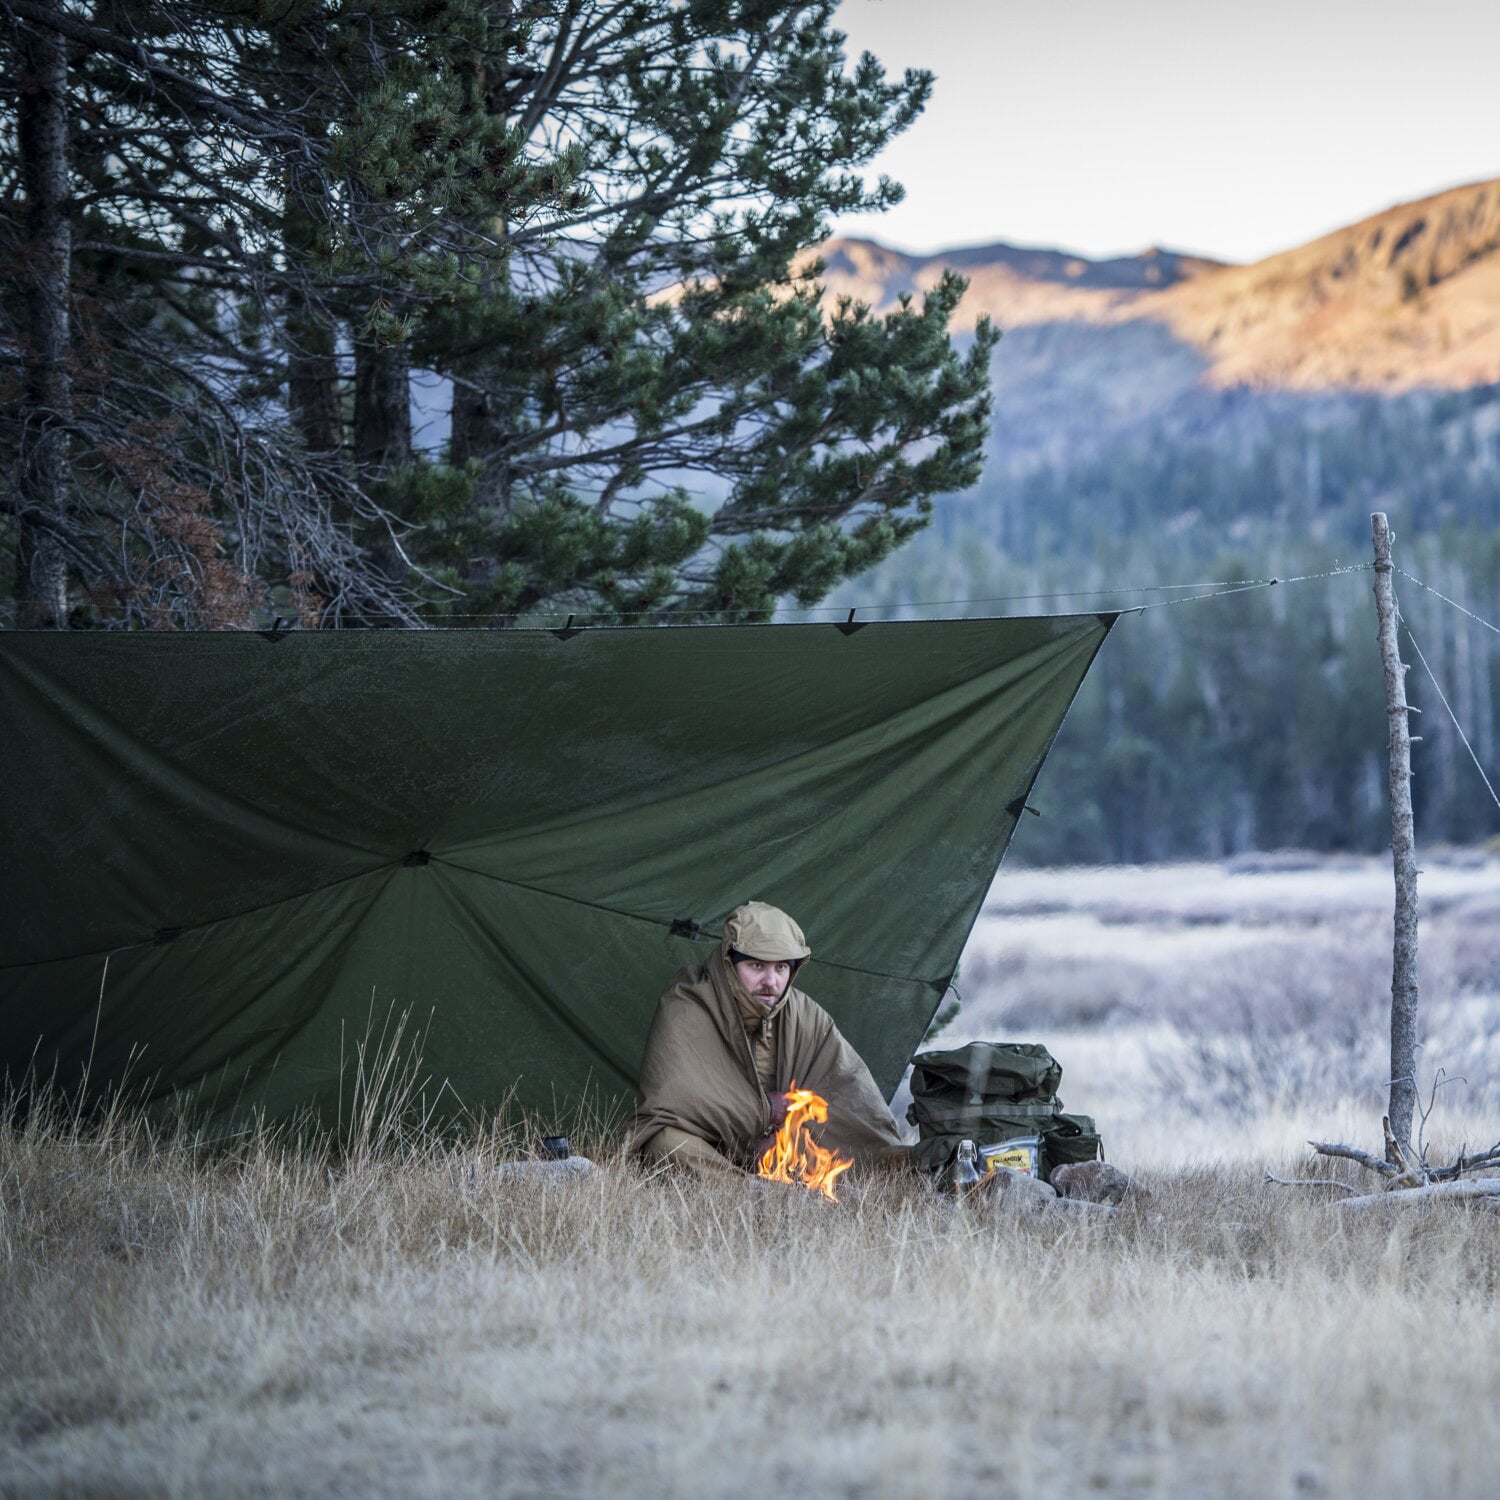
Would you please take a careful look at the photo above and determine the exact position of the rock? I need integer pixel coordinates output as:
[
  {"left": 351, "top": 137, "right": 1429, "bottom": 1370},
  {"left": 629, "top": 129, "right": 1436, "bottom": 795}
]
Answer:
[
  {"left": 1051, "top": 1160, "right": 1135, "bottom": 1204},
  {"left": 981, "top": 1166, "right": 1058, "bottom": 1212}
]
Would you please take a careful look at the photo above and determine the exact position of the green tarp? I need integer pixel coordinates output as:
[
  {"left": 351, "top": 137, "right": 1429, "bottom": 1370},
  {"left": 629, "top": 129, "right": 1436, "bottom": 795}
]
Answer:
[{"left": 1, "top": 616, "right": 1112, "bottom": 1132}]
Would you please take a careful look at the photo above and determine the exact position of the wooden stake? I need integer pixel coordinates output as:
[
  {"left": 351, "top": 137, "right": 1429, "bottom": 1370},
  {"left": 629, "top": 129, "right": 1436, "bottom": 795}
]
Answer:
[{"left": 1371, "top": 512, "right": 1419, "bottom": 1159}]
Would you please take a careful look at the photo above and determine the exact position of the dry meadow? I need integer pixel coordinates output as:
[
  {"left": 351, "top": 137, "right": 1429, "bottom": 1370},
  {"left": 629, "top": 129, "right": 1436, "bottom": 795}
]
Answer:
[
  {"left": 950, "top": 853, "right": 1500, "bottom": 1163},
  {"left": 5, "top": 856, "right": 1500, "bottom": 1499}
]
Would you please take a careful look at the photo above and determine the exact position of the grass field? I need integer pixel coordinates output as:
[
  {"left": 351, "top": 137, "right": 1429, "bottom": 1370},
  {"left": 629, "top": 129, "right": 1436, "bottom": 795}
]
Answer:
[
  {"left": 941, "top": 853, "right": 1500, "bottom": 1165},
  {"left": 4, "top": 857, "right": 1499, "bottom": 1499}
]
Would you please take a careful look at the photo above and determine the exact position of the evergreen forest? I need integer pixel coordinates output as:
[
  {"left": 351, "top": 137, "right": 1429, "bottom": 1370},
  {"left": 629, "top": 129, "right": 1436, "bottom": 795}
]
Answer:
[{"left": 837, "top": 381, "right": 1500, "bottom": 860}]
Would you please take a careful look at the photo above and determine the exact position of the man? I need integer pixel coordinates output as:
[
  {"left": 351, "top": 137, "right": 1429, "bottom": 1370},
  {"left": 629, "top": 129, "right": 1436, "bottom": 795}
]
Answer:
[{"left": 633, "top": 900, "right": 908, "bottom": 1178}]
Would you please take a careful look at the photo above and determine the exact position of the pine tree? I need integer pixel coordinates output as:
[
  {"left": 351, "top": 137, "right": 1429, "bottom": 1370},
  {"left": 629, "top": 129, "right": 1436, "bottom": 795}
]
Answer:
[
  {"left": 0, "top": 0, "right": 996, "bottom": 627},
  {"left": 404, "top": 1, "right": 997, "bottom": 622}
]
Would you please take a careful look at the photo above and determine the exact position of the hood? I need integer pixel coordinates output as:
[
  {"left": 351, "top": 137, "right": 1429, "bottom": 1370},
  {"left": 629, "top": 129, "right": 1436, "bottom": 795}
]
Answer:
[
  {"left": 720, "top": 902, "right": 809, "bottom": 1032},
  {"left": 721, "top": 900, "right": 812, "bottom": 963}
]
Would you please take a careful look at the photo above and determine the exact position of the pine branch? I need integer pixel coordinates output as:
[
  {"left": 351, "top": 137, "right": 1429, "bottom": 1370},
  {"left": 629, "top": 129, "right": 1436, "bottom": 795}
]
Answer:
[{"left": 4, "top": 1, "right": 315, "bottom": 153}]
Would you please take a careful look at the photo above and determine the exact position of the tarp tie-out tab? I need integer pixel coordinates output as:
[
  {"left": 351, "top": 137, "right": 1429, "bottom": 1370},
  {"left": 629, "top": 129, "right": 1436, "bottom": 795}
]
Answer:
[
  {"left": 669, "top": 918, "right": 702, "bottom": 939},
  {"left": 401, "top": 850, "right": 431, "bottom": 867},
  {"left": 257, "top": 617, "right": 289, "bottom": 643}
]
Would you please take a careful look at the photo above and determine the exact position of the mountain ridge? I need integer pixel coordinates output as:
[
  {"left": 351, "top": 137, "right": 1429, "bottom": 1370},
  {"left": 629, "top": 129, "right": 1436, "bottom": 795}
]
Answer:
[
  {"left": 821, "top": 236, "right": 1226, "bottom": 292},
  {"left": 814, "top": 177, "right": 1500, "bottom": 398},
  {"left": 820, "top": 184, "right": 1500, "bottom": 867}
]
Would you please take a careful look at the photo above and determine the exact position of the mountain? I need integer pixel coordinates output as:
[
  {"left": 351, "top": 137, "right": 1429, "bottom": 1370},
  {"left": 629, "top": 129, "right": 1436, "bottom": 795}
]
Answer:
[
  {"left": 812, "top": 179, "right": 1500, "bottom": 465},
  {"left": 1156, "top": 180, "right": 1500, "bottom": 392},
  {"left": 815, "top": 236, "right": 1223, "bottom": 323},
  {"left": 816, "top": 181, "right": 1500, "bottom": 863}
]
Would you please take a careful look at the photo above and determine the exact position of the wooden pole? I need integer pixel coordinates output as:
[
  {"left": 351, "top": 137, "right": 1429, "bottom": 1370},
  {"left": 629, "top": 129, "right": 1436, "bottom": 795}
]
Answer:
[{"left": 1370, "top": 513, "right": 1419, "bottom": 1158}]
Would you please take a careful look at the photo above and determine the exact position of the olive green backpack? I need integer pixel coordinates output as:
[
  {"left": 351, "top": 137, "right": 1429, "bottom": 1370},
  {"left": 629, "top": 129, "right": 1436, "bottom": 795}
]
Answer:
[{"left": 906, "top": 1041, "right": 1103, "bottom": 1182}]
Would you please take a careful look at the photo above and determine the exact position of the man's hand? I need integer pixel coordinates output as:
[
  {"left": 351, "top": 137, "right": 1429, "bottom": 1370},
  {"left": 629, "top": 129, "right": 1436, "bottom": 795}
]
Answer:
[{"left": 749, "top": 1093, "right": 791, "bottom": 1163}]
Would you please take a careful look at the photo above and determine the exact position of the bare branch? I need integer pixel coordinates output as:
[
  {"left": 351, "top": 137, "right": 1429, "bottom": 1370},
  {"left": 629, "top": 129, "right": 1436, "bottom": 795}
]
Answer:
[
  {"left": 1332, "top": 1178, "right": 1500, "bottom": 1212},
  {"left": 1307, "top": 1140, "right": 1399, "bottom": 1178},
  {"left": 3, "top": 1, "right": 315, "bottom": 152},
  {"left": 1428, "top": 1144, "right": 1500, "bottom": 1182},
  {"left": 1265, "top": 1171, "right": 1361, "bottom": 1197}
]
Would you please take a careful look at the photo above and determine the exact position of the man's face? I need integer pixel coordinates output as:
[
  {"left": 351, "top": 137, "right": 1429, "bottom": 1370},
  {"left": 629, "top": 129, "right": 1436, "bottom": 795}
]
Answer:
[{"left": 733, "top": 955, "right": 793, "bottom": 1005}]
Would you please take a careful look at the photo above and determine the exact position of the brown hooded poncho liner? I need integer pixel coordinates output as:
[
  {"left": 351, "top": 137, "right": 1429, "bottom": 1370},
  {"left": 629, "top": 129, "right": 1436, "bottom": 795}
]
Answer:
[{"left": 633, "top": 940, "right": 906, "bottom": 1170}]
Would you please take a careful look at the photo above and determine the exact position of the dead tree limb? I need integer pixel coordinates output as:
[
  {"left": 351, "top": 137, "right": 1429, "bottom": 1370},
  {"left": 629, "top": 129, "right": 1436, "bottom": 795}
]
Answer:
[
  {"left": 1382, "top": 1115, "right": 1426, "bottom": 1186},
  {"left": 1265, "top": 1171, "right": 1361, "bottom": 1196},
  {"left": 1331, "top": 1178, "right": 1500, "bottom": 1213},
  {"left": 1311, "top": 1136, "right": 1500, "bottom": 1184},
  {"left": 1429, "top": 1144, "right": 1500, "bottom": 1181},
  {"left": 14, "top": 0, "right": 72, "bottom": 627},
  {"left": 1308, "top": 1139, "right": 1398, "bottom": 1178}
]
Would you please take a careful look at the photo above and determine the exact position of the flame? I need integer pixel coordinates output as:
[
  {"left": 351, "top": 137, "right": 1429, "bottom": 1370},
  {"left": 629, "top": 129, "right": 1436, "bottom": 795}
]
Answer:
[{"left": 755, "top": 1084, "right": 854, "bottom": 1202}]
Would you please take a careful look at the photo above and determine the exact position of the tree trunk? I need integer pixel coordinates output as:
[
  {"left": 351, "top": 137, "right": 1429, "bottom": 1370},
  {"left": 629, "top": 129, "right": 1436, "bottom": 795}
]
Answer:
[
  {"left": 352, "top": 340, "right": 411, "bottom": 474},
  {"left": 353, "top": 338, "right": 411, "bottom": 475},
  {"left": 284, "top": 180, "right": 341, "bottom": 459},
  {"left": 279, "top": 18, "right": 340, "bottom": 462},
  {"left": 1472, "top": 572, "right": 1495, "bottom": 770},
  {"left": 14, "top": 0, "right": 72, "bottom": 628},
  {"left": 286, "top": 290, "right": 342, "bottom": 457},
  {"left": 352, "top": 334, "right": 411, "bottom": 596},
  {"left": 450, "top": 381, "right": 513, "bottom": 512},
  {"left": 346, "top": 18, "right": 410, "bottom": 483},
  {"left": 450, "top": 11, "right": 516, "bottom": 549},
  {"left": 1371, "top": 512, "right": 1420, "bottom": 1160}
]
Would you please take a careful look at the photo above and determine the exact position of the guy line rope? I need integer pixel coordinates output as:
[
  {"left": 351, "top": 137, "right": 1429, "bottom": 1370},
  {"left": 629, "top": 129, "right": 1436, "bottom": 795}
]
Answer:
[
  {"left": 1397, "top": 567, "right": 1500, "bottom": 638},
  {"left": 433, "top": 561, "right": 1377, "bottom": 623},
  {"left": 1390, "top": 564, "right": 1500, "bottom": 819},
  {"left": 1401, "top": 623, "right": 1500, "bottom": 817},
  {"left": 377, "top": 555, "right": 1500, "bottom": 819}
]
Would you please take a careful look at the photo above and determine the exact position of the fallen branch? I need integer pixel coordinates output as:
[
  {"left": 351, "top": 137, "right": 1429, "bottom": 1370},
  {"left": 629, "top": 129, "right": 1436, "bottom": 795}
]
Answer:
[
  {"left": 1307, "top": 1139, "right": 1398, "bottom": 1177},
  {"left": 1427, "top": 1144, "right": 1500, "bottom": 1182},
  {"left": 1332, "top": 1177, "right": 1500, "bottom": 1213},
  {"left": 1310, "top": 1134, "right": 1500, "bottom": 1185},
  {"left": 1265, "top": 1171, "right": 1360, "bottom": 1197},
  {"left": 1383, "top": 1115, "right": 1421, "bottom": 1179}
]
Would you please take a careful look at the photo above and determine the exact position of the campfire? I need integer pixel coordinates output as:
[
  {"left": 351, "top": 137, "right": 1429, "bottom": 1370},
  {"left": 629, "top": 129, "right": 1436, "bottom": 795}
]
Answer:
[{"left": 756, "top": 1085, "right": 854, "bottom": 1201}]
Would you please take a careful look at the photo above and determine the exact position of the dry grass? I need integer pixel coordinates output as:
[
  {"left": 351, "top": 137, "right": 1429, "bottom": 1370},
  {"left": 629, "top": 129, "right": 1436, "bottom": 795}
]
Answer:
[
  {"left": 943, "top": 856, "right": 1500, "bottom": 1166},
  {"left": 4, "top": 1096, "right": 1500, "bottom": 1500},
  {"left": 7, "top": 857, "right": 1499, "bottom": 1497}
]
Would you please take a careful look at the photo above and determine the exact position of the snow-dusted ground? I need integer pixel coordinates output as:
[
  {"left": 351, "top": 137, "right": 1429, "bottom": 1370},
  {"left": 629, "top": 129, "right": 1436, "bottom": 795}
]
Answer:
[
  {"left": 973, "top": 854, "right": 1500, "bottom": 964},
  {"left": 916, "top": 854, "right": 1500, "bottom": 1168}
]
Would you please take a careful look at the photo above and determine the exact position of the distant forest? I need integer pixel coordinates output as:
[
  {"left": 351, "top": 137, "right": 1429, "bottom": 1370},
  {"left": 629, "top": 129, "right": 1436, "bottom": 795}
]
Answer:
[{"left": 837, "top": 382, "right": 1500, "bottom": 860}]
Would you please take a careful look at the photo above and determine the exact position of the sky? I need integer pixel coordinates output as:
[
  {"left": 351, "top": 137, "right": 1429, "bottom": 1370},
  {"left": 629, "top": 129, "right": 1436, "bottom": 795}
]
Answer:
[{"left": 830, "top": 0, "right": 1500, "bottom": 264}]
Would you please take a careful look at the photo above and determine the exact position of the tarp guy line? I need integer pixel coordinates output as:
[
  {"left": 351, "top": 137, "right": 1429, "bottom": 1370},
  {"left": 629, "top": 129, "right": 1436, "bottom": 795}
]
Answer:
[{"left": 411, "top": 560, "right": 1376, "bottom": 624}]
